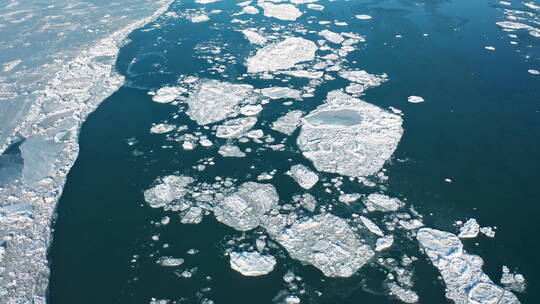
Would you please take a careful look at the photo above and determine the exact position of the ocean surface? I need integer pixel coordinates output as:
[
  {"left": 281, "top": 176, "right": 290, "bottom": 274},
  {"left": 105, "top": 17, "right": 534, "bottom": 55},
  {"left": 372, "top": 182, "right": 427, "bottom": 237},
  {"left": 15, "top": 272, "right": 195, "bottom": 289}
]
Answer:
[{"left": 47, "top": 0, "right": 539, "bottom": 303}]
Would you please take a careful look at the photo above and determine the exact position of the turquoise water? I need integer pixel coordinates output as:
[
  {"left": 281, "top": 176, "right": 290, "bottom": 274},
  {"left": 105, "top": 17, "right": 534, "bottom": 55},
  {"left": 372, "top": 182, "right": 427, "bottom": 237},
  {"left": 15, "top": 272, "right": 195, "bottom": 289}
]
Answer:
[{"left": 48, "top": 0, "right": 539, "bottom": 303}]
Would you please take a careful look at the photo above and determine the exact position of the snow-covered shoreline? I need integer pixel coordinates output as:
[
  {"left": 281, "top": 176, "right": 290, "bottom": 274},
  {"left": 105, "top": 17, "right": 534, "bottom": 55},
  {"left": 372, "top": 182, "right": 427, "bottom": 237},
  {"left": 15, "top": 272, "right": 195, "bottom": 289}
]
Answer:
[{"left": 0, "top": 1, "right": 173, "bottom": 303}]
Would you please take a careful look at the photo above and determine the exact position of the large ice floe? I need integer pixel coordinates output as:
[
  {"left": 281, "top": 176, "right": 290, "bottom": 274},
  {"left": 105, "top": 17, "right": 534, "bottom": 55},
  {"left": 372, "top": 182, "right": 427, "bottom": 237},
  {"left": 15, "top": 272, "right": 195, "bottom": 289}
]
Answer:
[
  {"left": 258, "top": 2, "right": 303, "bottom": 21},
  {"left": 186, "top": 79, "right": 256, "bottom": 125},
  {"left": 297, "top": 90, "right": 403, "bottom": 177},
  {"left": 271, "top": 213, "right": 374, "bottom": 277},
  {"left": 417, "top": 228, "right": 521, "bottom": 304},
  {"left": 229, "top": 252, "right": 277, "bottom": 276},
  {"left": 246, "top": 37, "right": 317, "bottom": 73},
  {"left": 0, "top": 1, "right": 173, "bottom": 303},
  {"left": 213, "top": 182, "right": 279, "bottom": 231}
]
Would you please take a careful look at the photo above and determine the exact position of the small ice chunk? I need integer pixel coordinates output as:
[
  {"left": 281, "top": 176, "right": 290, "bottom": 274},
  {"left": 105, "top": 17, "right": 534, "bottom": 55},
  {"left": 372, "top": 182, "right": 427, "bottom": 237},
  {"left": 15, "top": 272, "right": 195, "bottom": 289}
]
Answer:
[
  {"left": 338, "top": 193, "right": 361, "bottom": 204},
  {"left": 355, "top": 14, "right": 372, "bottom": 20},
  {"left": 271, "top": 110, "right": 304, "bottom": 135},
  {"left": 214, "top": 182, "right": 279, "bottom": 231},
  {"left": 272, "top": 213, "right": 374, "bottom": 277},
  {"left": 258, "top": 2, "right": 302, "bottom": 21},
  {"left": 242, "top": 29, "right": 267, "bottom": 44},
  {"left": 360, "top": 216, "right": 384, "bottom": 236},
  {"left": 261, "top": 87, "right": 301, "bottom": 100},
  {"left": 218, "top": 145, "right": 246, "bottom": 157},
  {"left": 299, "top": 193, "right": 317, "bottom": 212},
  {"left": 229, "top": 252, "right": 276, "bottom": 276},
  {"left": 407, "top": 96, "right": 425, "bottom": 103},
  {"left": 363, "top": 194, "right": 403, "bottom": 212},
  {"left": 458, "top": 218, "right": 480, "bottom": 238},
  {"left": 150, "top": 123, "right": 176, "bottom": 134},
  {"left": 281, "top": 70, "right": 324, "bottom": 79},
  {"left": 387, "top": 283, "right": 419, "bottom": 303},
  {"left": 195, "top": 0, "right": 220, "bottom": 3},
  {"left": 152, "top": 86, "right": 185, "bottom": 103},
  {"left": 528, "top": 69, "right": 540, "bottom": 75},
  {"left": 480, "top": 226, "right": 496, "bottom": 238},
  {"left": 307, "top": 3, "right": 324, "bottom": 10},
  {"left": 375, "top": 235, "right": 394, "bottom": 251},
  {"left": 247, "top": 37, "right": 317, "bottom": 73},
  {"left": 181, "top": 206, "right": 204, "bottom": 224},
  {"left": 484, "top": 46, "right": 496, "bottom": 51},
  {"left": 156, "top": 257, "right": 184, "bottom": 267},
  {"left": 216, "top": 117, "right": 258, "bottom": 138},
  {"left": 287, "top": 164, "right": 319, "bottom": 189},
  {"left": 319, "top": 30, "right": 345, "bottom": 44}
]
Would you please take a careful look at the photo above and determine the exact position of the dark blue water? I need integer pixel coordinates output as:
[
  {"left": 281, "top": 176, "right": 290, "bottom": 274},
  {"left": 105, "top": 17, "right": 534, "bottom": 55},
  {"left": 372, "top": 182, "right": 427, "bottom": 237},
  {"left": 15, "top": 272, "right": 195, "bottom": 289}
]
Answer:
[{"left": 48, "top": 0, "right": 540, "bottom": 303}]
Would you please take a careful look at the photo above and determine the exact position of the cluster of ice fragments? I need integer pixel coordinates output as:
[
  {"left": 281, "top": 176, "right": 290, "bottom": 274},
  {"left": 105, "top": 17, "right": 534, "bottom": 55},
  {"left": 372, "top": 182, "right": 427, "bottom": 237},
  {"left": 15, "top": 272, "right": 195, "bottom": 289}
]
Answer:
[
  {"left": 297, "top": 90, "right": 403, "bottom": 177},
  {"left": 417, "top": 228, "right": 522, "bottom": 304}
]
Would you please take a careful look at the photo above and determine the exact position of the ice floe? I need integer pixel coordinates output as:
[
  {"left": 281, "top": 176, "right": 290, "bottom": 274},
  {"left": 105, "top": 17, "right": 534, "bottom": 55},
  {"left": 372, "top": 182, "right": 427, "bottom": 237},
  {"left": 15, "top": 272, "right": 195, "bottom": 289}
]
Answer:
[
  {"left": 271, "top": 213, "right": 374, "bottom": 277},
  {"left": 271, "top": 110, "right": 304, "bottom": 135},
  {"left": 229, "top": 251, "right": 276, "bottom": 276},
  {"left": 186, "top": 79, "right": 255, "bottom": 125},
  {"left": 242, "top": 29, "right": 267, "bottom": 45},
  {"left": 363, "top": 194, "right": 403, "bottom": 212},
  {"left": 246, "top": 37, "right": 317, "bottom": 73},
  {"left": 258, "top": 2, "right": 302, "bottom": 21},
  {"left": 355, "top": 14, "right": 372, "bottom": 20},
  {"left": 152, "top": 86, "right": 185, "bottom": 103},
  {"left": 458, "top": 218, "right": 480, "bottom": 238},
  {"left": 297, "top": 90, "right": 403, "bottom": 177},
  {"left": 319, "top": 30, "right": 345, "bottom": 44},
  {"left": 261, "top": 87, "right": 301, "bottom": 100},
  {"left": 214, "top": 182, "right": 279, "bottom": 231},
  {"left": 417, "top": 228, "right": 521, "bottom": 304},
  {"left": 144, "top": 175, "right": 194, "bottom": 209},
  {"left": 376, "top": 235, "right": 394, "bottom": 251},
  {"left": 407, "top": 96, "right": 425, "bottom": 103},
  {"left": 387, "top": 283, "right": 419, "bottom": 303},
  {"left": 150, "top": 123, "right": 176, "bottom": 134},
  {"left": 216, "top": 117, "right": 258, "bottom": 138},
  {"left": 287, "top": 164, "right": 319, "bottom": 189},
  {"left": 218, "top": 145, "right": 246, "bottom": 157},
  {"left": 156, "top": 256, "right": 184, "bottom": 267}
]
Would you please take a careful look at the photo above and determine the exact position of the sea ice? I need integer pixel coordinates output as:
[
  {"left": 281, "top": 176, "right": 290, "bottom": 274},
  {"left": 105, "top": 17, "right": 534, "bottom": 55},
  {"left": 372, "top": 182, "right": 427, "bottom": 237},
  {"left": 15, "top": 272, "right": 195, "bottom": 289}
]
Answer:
[
  {"left": 258, "top": 2, "right": 302, "bottom": 21},
  {"left": 501, "top": 266, "right": 526, "bottom": 292},
  {"left": 355, "top": 14, "right": 372, "bottom": 20},
  {"left": 261, "top": 87, "right": 301, "bottom": 100},
  {"left": 150, "top": 123, "right": 176, "bottom": 134},
  {"left": 156, "top": 256, "right": 184, "bottom": 267},
  {"left": 186, "top": 79, "right": 255, "bottom": 125},
  {"left": 271, "top": 110, "right": 304, "bottom": 135},
  {"left": 319, "top": 30, "right": 345, "bottom": 44},
  {"left": 360, "top": 216, "right": 384, "bottom": 237},
  {"left": 387, "top": 283, "right": 419, "bottom": 303},
  {"left": 216, "top": 117, "right": 257, "bottom": 138},
  {"left": 458, "top": 218, "right": 480, "bottom": 238},
  {"left": 338, "top": 70, "right": 387, "bottom": 89},
  {"left": 376, "top": 235, "right": 394, "bottom": 251},
  {"left": 242, "top": 6, "right": 260, "bottom": 15},
  {"left": 297, "top": 90, "right": 403, "bottom": 177},
  {"left": 191, "top": 14, "right": 210, "bottom": 23},
  {"left": 246, "top": 37, "right": 317, "bottom": 73},
  {"left": 407, "top": 96, "right": 425, "bottom": 103},
  {"left": 417, "top": 228, "right": 521, "bottom": 304},
  {"left": 363, "top": 194, "right": 403, "bottom": 212},
  {"left": 229, "top": 252, "right": 276, "bottom": 276},
  {"left": 272, "top": 213, "right": 374, "bottom": 277},
  {"left": 152, "top": 86, "right": 185, "bottom": 103},
  {"left": 287, "top": 164, "right": 319, "bottom": 189},
  {"left": 214, "top": 182, "right": 279, "bottom": 231},
  {"left": 338, "top": 193, "right": 362, "bottom": 204},
  {"left": 242, "top": 29, "right": 267, "bottom": 45},
  {"left": 143, "top": 175, "right": 194, "bottom": 208},
  {"left": 218, "top": 145, "right": 246, "bottom": 157}
]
